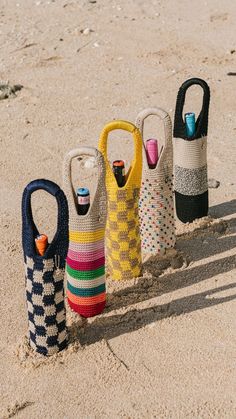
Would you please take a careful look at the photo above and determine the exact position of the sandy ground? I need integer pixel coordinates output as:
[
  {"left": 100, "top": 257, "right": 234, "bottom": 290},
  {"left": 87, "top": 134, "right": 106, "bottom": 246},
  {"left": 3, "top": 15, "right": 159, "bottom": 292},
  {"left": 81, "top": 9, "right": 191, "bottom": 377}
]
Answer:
[{"left": 0, "top": 0, "right": 236, "bottom": 418}]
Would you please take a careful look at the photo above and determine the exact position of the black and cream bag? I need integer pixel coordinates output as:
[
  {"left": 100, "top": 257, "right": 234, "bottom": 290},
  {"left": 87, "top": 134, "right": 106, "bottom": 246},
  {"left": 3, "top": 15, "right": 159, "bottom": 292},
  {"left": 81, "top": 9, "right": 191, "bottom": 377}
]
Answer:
[{"left": 173, "top": 78, "right": 210, "bottom": 223}]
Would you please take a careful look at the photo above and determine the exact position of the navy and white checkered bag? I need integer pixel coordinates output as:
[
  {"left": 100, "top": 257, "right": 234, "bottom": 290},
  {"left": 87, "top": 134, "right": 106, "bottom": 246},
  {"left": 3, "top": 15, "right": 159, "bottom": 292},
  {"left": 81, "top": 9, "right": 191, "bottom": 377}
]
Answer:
[{"left": 22, "top": 179, "right": 69, "bottom": 356}]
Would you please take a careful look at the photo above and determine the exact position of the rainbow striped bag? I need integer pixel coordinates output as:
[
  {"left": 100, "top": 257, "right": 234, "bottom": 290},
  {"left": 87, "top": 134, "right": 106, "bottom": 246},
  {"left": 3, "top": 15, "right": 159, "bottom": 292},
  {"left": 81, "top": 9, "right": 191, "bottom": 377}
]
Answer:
[
  {"left": 173, "top": 78, "right": 210, "bottom": 223},
  {"left": 98, "top": 120, "right": 142, "bottom": 280},
  {"left": 136, "top": 108, "right": 176, "bottom": 256},
  {"left": 22, "top": 179, "right": 68, "bottom": 356},
  {"left": 63, "top": 147, "right": 107, "bottom": 317}
]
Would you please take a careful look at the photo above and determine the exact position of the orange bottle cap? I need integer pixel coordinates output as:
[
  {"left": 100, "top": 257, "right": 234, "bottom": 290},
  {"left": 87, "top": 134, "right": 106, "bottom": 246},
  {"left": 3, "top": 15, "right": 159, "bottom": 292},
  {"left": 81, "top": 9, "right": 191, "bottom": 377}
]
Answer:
[
  {"left": 113, "top": 160, "right": 125, "bottom": 167},
  {"left": 35, "top": 234, "right": 48, "bottom": 256}
]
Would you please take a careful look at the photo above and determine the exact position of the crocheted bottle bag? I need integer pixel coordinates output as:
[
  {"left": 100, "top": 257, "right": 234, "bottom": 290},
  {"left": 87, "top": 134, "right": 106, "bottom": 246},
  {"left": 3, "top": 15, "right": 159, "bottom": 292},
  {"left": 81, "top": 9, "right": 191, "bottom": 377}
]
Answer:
[
  {"left": 98, "top": 120, "right": 142, "bottom": 280},
  {"left": 63, "top": 147, "right": 107, "bottom": 317},
  {"left": 173, "top": 78, "right": 210, "bottom": 223},
  {"left": 135, "top": 108, "right": 176, "bottom": 255},
  {"left": 22, "top": 179, "right": 69, "bottom": 356}
]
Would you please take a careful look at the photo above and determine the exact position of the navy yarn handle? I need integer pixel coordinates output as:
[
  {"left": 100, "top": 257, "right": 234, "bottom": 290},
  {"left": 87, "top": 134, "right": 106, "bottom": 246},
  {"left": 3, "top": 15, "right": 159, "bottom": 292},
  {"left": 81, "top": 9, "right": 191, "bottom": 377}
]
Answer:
[
  {"left": 22, "top": 179, "right": 69, "bottom": 259},
  {"left": 173, "top": 78, "right": 210, "bottom": 140}
]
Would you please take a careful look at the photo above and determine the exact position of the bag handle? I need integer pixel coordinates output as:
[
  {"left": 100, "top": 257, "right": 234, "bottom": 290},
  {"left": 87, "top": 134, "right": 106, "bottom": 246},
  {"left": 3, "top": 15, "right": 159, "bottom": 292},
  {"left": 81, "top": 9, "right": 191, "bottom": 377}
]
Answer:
[
  {"left": 173, "top": 77, "right": 210, "bottom": 140},
  {"left": 98, "top": 120, "right": 142, "bottom": 188},
  {"left": 22, "top": 179, "right": 68, "bottom": 259},
  {"left": 135, "top": 107, "right": 172, "bottom": 170},
  {"left": 63, "top": 146, "right": 106, "bottom": 220}
]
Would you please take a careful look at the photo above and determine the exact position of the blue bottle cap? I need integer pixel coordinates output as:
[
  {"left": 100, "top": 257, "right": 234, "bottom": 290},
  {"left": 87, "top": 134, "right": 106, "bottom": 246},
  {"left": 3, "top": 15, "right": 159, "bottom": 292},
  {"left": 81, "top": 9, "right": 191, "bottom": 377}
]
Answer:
[
  {"left": 185, "top": 112, "right": 195, "bottom": 119},
  {"left": 77, "top": 187, "right": 90, "bottom": 196}
]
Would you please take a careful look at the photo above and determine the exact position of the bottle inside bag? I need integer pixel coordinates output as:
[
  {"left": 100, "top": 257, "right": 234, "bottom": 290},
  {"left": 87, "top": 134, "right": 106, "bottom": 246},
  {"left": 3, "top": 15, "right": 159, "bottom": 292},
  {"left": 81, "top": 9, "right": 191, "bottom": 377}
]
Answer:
[
  {"left": 145, "top": 138, "right": 159, "bottom": 169},
  {"left": 185, "top": 112, "right": 196, "bottom": 137},
  {"left": 35, "top": 234, "right": 48, "bottom": 256},
  {"left": 77, "top": 187, "right": 90, "bottom": 215},
  {"left": 113, "top": 160, "right": 126, "bottom": 187}
]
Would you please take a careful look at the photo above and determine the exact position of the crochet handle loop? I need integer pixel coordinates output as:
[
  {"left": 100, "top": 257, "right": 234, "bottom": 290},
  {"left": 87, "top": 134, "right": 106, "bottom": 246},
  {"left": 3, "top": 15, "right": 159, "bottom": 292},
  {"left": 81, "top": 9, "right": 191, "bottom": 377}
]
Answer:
[
  {"left": 22, "top": 179, "right": 68, "bottom": 258},
  {"left": 98, "top": 120, "right": 142, "bottom": 187},
  {"left": 135, "top": 107, "right": 172, "bottom": 168},
  {"left": 173, "top": 77, "right": 210, "bottom": 140},
  {"left": 63, "top": 146, "right": 106, "bottom": 219}
]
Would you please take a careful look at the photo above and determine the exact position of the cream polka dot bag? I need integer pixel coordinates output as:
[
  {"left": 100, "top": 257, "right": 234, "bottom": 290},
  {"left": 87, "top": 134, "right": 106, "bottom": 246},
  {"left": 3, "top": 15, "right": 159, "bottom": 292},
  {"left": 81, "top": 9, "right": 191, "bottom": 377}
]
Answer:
[{"left": 136, "top": 108, "right": 176, "bottom": 256}]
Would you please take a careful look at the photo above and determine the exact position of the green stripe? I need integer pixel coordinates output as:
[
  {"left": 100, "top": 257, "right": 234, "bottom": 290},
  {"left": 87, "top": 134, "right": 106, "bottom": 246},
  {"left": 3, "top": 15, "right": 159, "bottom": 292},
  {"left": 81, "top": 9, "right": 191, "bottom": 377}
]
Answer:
[
  {"left": 66, "top": 264, "right": 105, "bottom": 280},
  {"left": 67, "top": 281, "right": 105, "bottom": 297}
]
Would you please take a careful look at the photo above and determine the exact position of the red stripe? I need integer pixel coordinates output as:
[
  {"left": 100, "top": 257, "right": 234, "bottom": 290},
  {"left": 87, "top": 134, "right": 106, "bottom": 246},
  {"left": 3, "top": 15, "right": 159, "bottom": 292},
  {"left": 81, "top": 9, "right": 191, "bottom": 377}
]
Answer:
[
  {"left": 68, "top": 298, "right": 106, "bottom": 318},
  {"left": 66, "top": 256, "right": 105, "bottom": 271}
]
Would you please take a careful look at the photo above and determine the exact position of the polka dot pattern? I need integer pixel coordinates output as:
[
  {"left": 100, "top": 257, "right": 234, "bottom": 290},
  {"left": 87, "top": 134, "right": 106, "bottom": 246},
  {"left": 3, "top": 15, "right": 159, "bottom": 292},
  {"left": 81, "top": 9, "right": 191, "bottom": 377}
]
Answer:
[
  {"left": 139, "top": 176, "right": 175, "bottom": 254},
  {"left": 135, "top": 107, "right": 176, "bottom": 256}
]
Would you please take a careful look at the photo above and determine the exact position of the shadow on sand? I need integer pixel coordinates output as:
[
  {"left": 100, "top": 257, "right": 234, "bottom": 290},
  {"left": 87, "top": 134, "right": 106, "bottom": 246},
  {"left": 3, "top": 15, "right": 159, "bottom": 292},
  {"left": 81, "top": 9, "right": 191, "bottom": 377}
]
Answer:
[{"left": 68, "top": 204, "right": 236, "bottom": 347}]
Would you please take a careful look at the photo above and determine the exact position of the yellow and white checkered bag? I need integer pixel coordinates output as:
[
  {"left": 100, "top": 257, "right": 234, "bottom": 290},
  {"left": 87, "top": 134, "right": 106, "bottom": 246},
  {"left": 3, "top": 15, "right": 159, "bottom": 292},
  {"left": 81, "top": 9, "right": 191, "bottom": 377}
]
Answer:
[{"left": 98, "top": 120, "right": 142, "bottom": 280}]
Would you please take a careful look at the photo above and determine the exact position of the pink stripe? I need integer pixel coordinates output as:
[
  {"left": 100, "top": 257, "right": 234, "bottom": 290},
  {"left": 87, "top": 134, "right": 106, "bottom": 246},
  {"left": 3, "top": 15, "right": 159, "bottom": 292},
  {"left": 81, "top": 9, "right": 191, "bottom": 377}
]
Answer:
[
  {"left": 68, "top": 248, "right": 104, "bottom": 262},
  {"left": 66, "top": 256, "right": 105, "bottom": 271}
]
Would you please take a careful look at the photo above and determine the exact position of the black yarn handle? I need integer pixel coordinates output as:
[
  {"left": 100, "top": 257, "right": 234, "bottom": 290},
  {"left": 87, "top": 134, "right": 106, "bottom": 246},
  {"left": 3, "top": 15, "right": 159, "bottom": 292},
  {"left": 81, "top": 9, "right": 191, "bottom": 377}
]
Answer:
[
  {"left": 22, "top": 179, "right": 69, "bottom": 259},
  {"left": 173, "top": 78, "right": 210, "bottom": 140}
]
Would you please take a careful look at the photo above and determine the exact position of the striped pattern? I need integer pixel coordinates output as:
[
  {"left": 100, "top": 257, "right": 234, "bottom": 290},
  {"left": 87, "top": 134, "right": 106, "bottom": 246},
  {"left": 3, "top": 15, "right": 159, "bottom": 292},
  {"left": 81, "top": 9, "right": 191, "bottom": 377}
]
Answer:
[
  {"left": 173, "top": 78, "right": 210, "bottom": 223},
  {"left": 174, "top": 137, "right": 208, "bottom": 196},
  {"left": 174, "top": 136, "right": 208, "bottom": 221},
  {"left": 66, "top": 229, "right": 106, "bottom": 317},
  {"left": 64, "top": 147, "right": 107, "bottom": 317}
]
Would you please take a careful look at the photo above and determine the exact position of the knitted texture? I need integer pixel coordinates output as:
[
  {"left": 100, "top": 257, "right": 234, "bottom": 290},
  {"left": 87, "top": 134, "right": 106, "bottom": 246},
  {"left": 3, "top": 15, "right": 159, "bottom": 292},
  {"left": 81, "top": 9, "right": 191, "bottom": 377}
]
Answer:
[
  {"left": 136, "top": 108, "right": 175, "bottom": 255},
  {"left": 175, "top": 191, "right": 209, "bottom": 223},
  {"left": 175, "top": 165, "right": 208, "bottom": 195},
  {"left": 22, "top": 179, "right": 69, "bottom": 356},
  {"left": 98, "top": 120, "right": 142, "bottom": 280},
  {"left": 63, "top": 147, "right": 107, "bottom": 317},
  {"left": 173, "top": 78, "right": 210, "bottom": 223}
]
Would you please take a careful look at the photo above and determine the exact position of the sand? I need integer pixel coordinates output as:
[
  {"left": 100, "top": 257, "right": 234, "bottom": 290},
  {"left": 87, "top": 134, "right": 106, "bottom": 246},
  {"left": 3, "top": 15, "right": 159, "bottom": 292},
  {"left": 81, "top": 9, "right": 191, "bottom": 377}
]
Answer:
[{"left": 0, "top": 0, "right": 236, "bottom": 417}]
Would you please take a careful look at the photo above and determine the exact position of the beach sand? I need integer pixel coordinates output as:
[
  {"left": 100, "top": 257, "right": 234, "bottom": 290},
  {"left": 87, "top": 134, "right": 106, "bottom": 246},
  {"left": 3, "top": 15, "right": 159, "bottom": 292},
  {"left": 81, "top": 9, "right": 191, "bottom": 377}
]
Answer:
[{"left": 0, "top": 0, "right": 236, "bottom": 417}]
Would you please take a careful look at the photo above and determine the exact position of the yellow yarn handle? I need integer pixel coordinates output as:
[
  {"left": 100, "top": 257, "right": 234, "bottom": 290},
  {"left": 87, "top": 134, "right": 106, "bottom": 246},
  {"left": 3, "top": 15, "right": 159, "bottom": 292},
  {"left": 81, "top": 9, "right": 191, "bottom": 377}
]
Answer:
[{"left": 98, "top": 120, "right": 142, "bottom": 189}]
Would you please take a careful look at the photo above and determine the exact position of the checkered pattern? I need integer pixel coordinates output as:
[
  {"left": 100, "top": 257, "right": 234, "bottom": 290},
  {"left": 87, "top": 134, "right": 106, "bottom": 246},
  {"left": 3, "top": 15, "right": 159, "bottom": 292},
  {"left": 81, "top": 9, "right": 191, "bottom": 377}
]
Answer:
[
  {"left": 22, "top": 179, "right": 69, "bottom": 357},
  {"left": 25, "top": 256, "right": 67, "bottom": 356},
  {"left": 106, "top": 188, "right": 142, "bottom": 280},
  {"left": 98, "top": 120, "right": 143, "bottom": 281}
]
